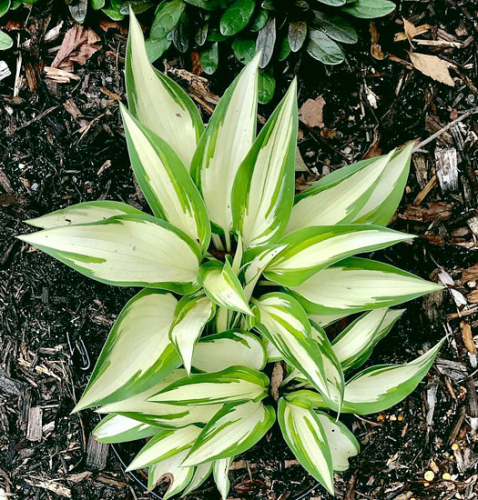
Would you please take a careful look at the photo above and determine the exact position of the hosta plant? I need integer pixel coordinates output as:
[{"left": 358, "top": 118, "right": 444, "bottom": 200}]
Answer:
[{"left": 19, "top": 12, "right": 443, "bottom": 499}]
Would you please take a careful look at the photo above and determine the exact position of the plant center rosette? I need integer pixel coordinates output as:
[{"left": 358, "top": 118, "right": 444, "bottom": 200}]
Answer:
[{"left": 18, "top": 12, "right": 444, "bottom": 499}]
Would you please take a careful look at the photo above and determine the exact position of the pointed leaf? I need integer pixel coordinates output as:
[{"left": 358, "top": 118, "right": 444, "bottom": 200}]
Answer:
[
  {"left": 285, "top": 152, "right": 394, "bottom": 233},
  {"left": 232, "top": 79, "right": 298, "bottom": 249},
  {"left": 128, "top": 425, "right": 202, "bottom": 471},
  {"left": 291, "top": 257, "right": 443, "bottom": 316},
  {"left": 24, "top": 201, "right": 143, "bottom": 229},
  {"left": 253, "top": 293, "right": 334, "bottom": 402},
  {"left": 148, "top": 366, "right": 269, "bottom": 406},
  {"left": 170, "top": 295, "right": 216, "bottom": 374},
  {"left": 342, "top": 339, "right": 444, "bottom": 414},
  {"left": 97, "top": 370, "right": 222, "bottom": 428},
  {"left": 278, "top": 398, "right": 334, "bottom": 495},
  {"left": 199, "top": 260, "right": 253, "bottom": 315},
  {"left": 149, "top": 457, "right": 195, "bottom": 498},
  {"left": 18, "top": 214, "right": 202, "bottom": 293},
  {"left": 120, "top": 105, "right": 211, "bottom": 251},
  {"left": 265, "top": 225, "right": 414, "bottom": 288},
  {"left": 191, "top": 55, "right": 260, "bottom": 240},
  {"left": 183, "top": 401, "right": 275, "bottom": 466},
  {"left": 192, "top": 330, "right": 267, "bottom": 373},
  {"left": 93, "top": 415, "right": 160, "bottom": 444},
  {"left": 315, "top": 412, "right": 359, "bottom": 471},
  {"left": 213, "top": 458, "right": 232, "bottom": 500},
  {"left": 183, "top": 462, "right": 214, "bottom": 496},
  {"left": 352, "top": 144, "right": 413, "bottom": 225},
  {"left": 126, "top": 12, "right": 203, "bottom": 169},
  {"left": 72, "top": 290, "right": 180, "bottom": 411},
  {"left": 332, "top": 308, "right": 404, "bottom": 371}
]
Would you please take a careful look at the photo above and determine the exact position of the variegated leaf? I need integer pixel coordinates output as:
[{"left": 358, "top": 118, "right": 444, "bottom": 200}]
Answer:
[
  {"left": 125, "top": 12, "right": 203, "bottom": 169},
  {"left": 97, "top": 370, "right": 222, "bottom": 428},
  {"left": 213, "top": 458, "right": 233, "bottom": 500},
  {"left": 170, "top": 295, "right": 216, "bottom": 374},
  {"left": 192, "top": 330, "right": 267, "bottom": 373},
  {"left": 73, "top": 290, "right": 180, "bottom": 411},
  {"left": 199, "top": 260, "right": 253, "bottom": 316},
  {"left": 332, "top": 308, "right": 404, "bottom": 371},
  {"left": 285, "top": 151, "right": 394, "bottom": 233},
  {"left": 278, "top": 398, "right": 334, "bottom": 495},
  {"left": 341, "top": 339, "right": 444, "bottom": 414},
  {"left": 291, "top": 340, "right": 444, "bottom": 415},
  {"left": 148, "top": 366, "right": 269, "bottom": 406},
  {"left": 191, "top": 54, "right": 260, "bottom": 244},
  {"left": 232, "top": 79, "right": 298, "bottom": 249},
  {"left": 242, "top": 245, "right": 286, "bottom": 300},
  {"left": 352, "top": 143, "right": 414, "bottom": 225},
  {"left": 127, "top": 425, "right": 202, "bottom": 471},
  {"left": 25, "top": 201, "right": 143, "bottom": 229},
  {"left": 120, "top": 105, "right": 210, "bottom": 251},
  {"left": 148, "top": 452, "right": 195, "bottom": 498},
  {"left": 291, "top": 257, "right": 443, "bottom": 316},
  {"left": 253, "top": 293, "right": 333, "bottom": 403},
  {"left": 183, "top": 401, "right": 275, "bottom": 466},
  {"left": 93, "top": 414, "right": 159, "bottom": 444},
  {"left": 265, "top": 225, "right": 414, "bottom": 288},
  {"left": 315, "top": 412, "right": 359, "bottom": 472},
  {"left": 183, "top": 462, "right": 214, "bottom": 496},
  {"left": 18, "top": 214, "right": 202, "bottom": 294}
]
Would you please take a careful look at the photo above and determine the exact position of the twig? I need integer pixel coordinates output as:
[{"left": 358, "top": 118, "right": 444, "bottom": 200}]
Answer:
[
  {"left": 15, "top": 105, "right": 59, "bottom": 132},
  {"left": 415, "top": 107, "right": 478, "bottom": 151}
]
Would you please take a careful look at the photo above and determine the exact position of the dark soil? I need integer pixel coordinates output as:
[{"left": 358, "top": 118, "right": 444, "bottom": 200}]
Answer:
[{"left": 1, "top": 1, "right": 477, "bottom": 499}]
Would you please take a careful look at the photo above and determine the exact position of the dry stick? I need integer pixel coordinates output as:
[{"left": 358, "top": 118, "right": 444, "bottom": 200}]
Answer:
[{"left": 414, "top": 106, "right": 478, "bottom": 152}]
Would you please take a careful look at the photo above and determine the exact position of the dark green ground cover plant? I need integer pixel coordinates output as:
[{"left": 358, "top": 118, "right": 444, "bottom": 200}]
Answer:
[
  {"left": 0, "top": 0, "right": 40, "bottom": 49},
  {"left": 68, "top": 0, "right": 395, "bottom": 102},
  {"left": 18, "top": 11, "right": 444, "bottom": 498}
]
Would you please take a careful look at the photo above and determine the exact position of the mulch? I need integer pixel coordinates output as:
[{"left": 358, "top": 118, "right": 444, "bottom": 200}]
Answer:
[{"left": 0, "top": 0, "right": 477, "bottom": 499}]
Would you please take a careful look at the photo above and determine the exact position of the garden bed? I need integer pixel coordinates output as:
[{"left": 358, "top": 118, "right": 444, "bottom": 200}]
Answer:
[{"left": 0, "top": 1, "right": 477, "bottom": 498}]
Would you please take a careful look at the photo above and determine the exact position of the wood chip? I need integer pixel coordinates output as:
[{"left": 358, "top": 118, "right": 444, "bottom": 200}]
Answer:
[
  {"left": 409, "top": 52, "right": 455, "bottom": 87},
  {"left": 395, "top": 20, "right": 432, "bottom": 42},
  {"left": 26, "top": 406, "right": 43, "bottom": 442},
  {"left": 86, "top": 435, "right": 108, "bottom": 470},
  {"left": 460, "top": 321, "right": 477, "bottom": 354},
  {"left": 462, "top": 263, "right": 478, "bottom": 283},
  {"left": 435, "top": 147, "right": 459, "bottom": 192},
  {"left": 24, "top": 479, "right": 71, "bottom": 498}
]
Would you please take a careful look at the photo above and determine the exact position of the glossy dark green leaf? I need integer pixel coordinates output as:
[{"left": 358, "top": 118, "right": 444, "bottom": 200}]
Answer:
[
  {"left": 68, "top": 0, "right": 88, "bottom": 23},
  {"left": 184, "top": 0, "right": 227, "bottom": 10},
  {"left": 288, "top": 21, "right": 307, "bottom": 52},
  {"left": 250, "top": 9, "right": 269, "bottom": 32},
  {"left": 316, "top": 0, "right": 345, "bottom": 5},
  {"left": 151, "top": 0, "right": 185, "bottom": 40},
  {"left": 120, "top": 1, "right": 155, "bottom": 15},
  {"left": 195, "top": 23, "right": 209, "bottom": 46},
  {"left": 91, "top": 0, "right": 105, "bottom": 9},
  {"left": 312, "top": 11, "right": 358, "bottom": 44},
  {"left": 173, "top": 11, "right": 190, "bottom": 53},
  {"left": 220, "top": 0, "right": 256, "bottom": 37},
  {"left": 278, "top": 36, "right": 291, "bottom": 61},
  {"left": 145, "top": 37, "right": 172, "bottom": 63},
  {"left": 102, "top": 7, "right": 125, "bottom": 20},
  {"left": 0, "top": 30, "right": 13, "bottom": 50},
  {"left": 232, "top": 38, "right": 256, "bottom": 65},
  {"left": 342, "top": 0, "right": 396, "bottom": 19},
  {"left": 208, "top": 29, "right": 229, "bottom": 42},
  {"left": 256, "top": 17, "right": 276, "bottom": 68},
  {"left": 200, "top": 42, "right": 219, "bottom": 74},
  {"left": 258, "top": 71, "right": 275, "bottom": 104},
  {"left": 307, "top": 29, "right": 345, "bottom": 65}
]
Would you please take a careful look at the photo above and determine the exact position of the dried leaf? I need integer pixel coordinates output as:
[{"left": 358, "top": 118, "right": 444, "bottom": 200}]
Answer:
[
  {"left": 299, "top": 96, "right": 325, "bottom": 129},
  {"left": 462, "top": 264, "right": 478, "bottom": 283},
  {"left": 52, "top": 25, "right": 102, "bottom": 73},
  {"left": 460, "top": 321, "right": 477, "bottom": 355},
  {"left": 370, "top": 22, "right": 385, "bottom": 60},
  {"left": 395, "top": 19, "right": 433, "bottom": 42},
  {"left": 409, "top": 52, "right": 455, "bottom": 87}
]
